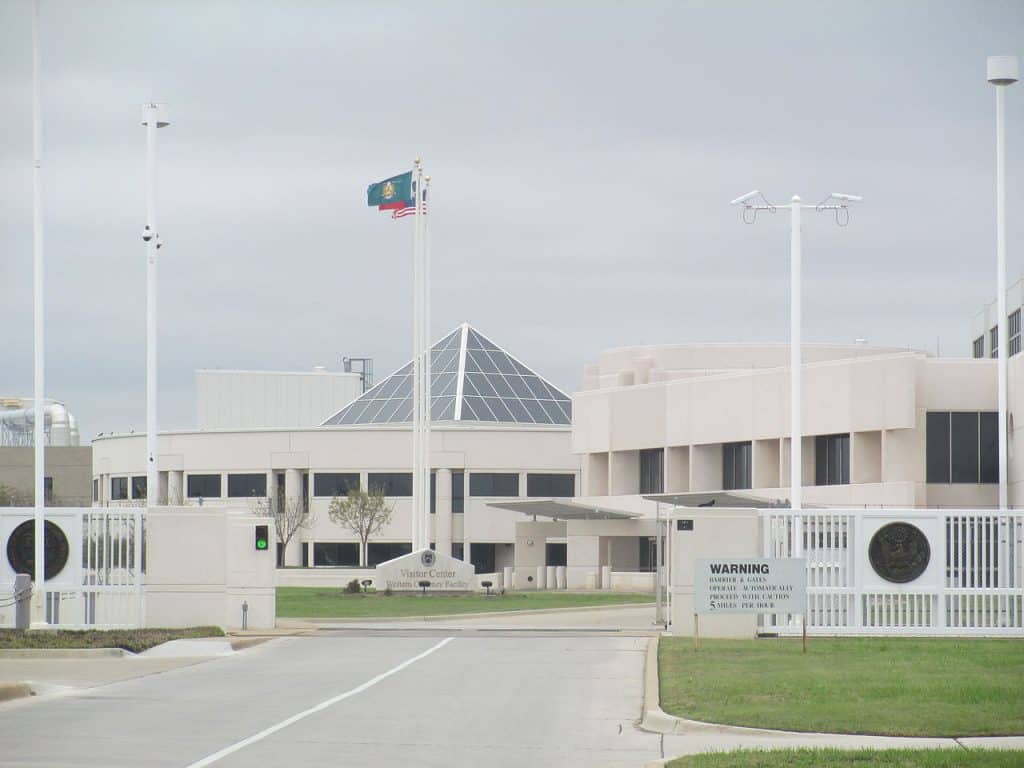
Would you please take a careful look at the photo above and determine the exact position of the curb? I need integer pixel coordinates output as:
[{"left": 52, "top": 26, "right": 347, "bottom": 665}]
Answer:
[
  {"left": 0, "top": 683, "right": 33, "bottom": 703},
  {"left": 280, "top": 601, "right": 656, "bottom": 625},
  {"left": 0, "top": 648, "right": 131, "bottom": 660}
]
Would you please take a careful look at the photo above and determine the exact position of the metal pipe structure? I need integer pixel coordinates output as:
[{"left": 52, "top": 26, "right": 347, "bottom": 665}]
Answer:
[
  {"left": 988, "top": 55, "right": 1019, "bottom": 511},
  {"left": 31, "top": 0, "right": 46, "bottom": 626},
  {"left": 142, "top": 103, "right": 169, "bottom": 509},
  {"left": 411, "top": 158, "right": 423, "bottom": 550},
  {"left": 731, "top": 191, "right": 862, "bottom": 557}
]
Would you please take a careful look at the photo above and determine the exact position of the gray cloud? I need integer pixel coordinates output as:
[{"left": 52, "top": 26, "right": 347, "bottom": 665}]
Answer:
[{"left": 1, "top": 0, "right": 1022, "bottom": 439}]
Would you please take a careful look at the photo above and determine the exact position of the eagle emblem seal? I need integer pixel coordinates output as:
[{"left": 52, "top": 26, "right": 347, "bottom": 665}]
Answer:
[
  {"left": 421, "top": 550, "right": 436, "bottom": 567},
  {"left": 868, "top": 522, "right": 930, "bottom": 583},
  {"left": 6, "top": 520, "right": 70, "bottom": 581},
  {"left": 381, "top": 180, "right": 396, "bottom": 200}
]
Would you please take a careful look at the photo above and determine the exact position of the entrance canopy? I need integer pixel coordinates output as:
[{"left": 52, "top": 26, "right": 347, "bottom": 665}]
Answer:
[
  {"left": 487, "top": 499, "right": 640, "bottom": 520},
  {"left": 642, "top": 491, "right": 790, "bottom": 509}
]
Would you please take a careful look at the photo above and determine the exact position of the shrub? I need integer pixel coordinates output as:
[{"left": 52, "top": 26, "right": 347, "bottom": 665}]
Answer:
[
  {"left": 383, "top": 587, "right": 394, "bottom": 597},
  {"left": 344, "top": 579, "right": 361, "bottom": 594}
]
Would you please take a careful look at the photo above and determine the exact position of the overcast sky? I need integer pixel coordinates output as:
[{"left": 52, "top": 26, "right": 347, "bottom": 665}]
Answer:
[{"left": 1, "top": 1, "right": 1023, "bottom": 440}]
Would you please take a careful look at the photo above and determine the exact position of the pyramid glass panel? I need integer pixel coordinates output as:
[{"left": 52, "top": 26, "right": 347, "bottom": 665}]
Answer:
[{"left": 321, "top": 324, "right": 571, "bottom": 426}]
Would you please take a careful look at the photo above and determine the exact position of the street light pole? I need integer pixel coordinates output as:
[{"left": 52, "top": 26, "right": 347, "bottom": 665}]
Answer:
[
  {"left": 31, "top": 0, "right": 46, "bottom": 626},
  {"left": 731, "top": 191, "right": 862, "bottom": 557},
  {"left": 988, "top": 55, "right": 1019, "bottom": 511},
  {"left": 142, "top": 103, "right": 169, "bottom": 510}
]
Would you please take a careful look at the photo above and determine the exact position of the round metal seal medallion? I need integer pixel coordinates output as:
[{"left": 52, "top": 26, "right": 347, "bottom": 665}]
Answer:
[
  {"left": 6, "top": 520, "right": 70, "bottom": 581},
  {"left": 421, "top": 550, "right": 435, "bottom": 567},
  {"left": 868, "top": 522, "right": 930, "bottom": 584}
]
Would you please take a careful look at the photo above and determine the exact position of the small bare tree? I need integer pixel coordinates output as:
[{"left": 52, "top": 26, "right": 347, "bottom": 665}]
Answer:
[
  {"left": 328, "top": 489, "right": 393, "bottom": 567},
  {"left": 253, "top": 495, "right": 318, "bottom": 567}
]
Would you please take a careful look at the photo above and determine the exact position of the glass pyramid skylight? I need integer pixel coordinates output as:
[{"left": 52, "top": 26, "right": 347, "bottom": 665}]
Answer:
[{"left": 321, "top": 324, "right": 572, "bottom": 426}]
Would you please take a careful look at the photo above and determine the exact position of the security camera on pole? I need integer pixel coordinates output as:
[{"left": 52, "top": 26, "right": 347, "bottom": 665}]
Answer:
[
  {"left": 730, "top": 191, "right": 863, "bottom": 556},
  {"left": 987, "top": 55, "right": 1018, "bottom": 511},
  {"left": 142, "top": 103, "right": 170, "bottom": 511}
]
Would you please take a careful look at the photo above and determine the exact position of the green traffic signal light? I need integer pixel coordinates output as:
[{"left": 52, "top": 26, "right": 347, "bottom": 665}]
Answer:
[{"left": 255, "top": 524, "right": 269, "bottom": 551}]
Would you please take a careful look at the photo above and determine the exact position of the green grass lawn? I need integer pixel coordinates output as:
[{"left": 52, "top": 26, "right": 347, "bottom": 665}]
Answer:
[
  {"left": 666, "top": 749, "right": 1024, "bottom": 767},
  {"left": 0, "top": 627, "right": 224, "bottom": 654},
  {"left": 276, "top": 587, "right": 653, "bottom": 618},
  {"left": 659, "top": 637, "right": 1024, "bottom": 737}
]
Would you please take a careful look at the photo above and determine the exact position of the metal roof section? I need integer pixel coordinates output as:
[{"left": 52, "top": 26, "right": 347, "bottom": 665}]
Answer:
[
  {"left": 321, "top": 323, "right": 572, "bottom": 426},
  {"left": 642, "top": 491, "right": 793, "bottom": 508},
  {"left": 485, "top": 499, "right": 639, "bottom": 520}
]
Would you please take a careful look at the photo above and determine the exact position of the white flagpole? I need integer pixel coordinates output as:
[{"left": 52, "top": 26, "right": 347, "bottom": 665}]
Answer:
[
  {"left": 31, "top": 0, "right": 46, "bottom": 626},
  {"left": 422, "top": 174, "right": 431, "bottom": 552},
  {"left": 411, "top": 159, "right": 423, "bottom": 551}
]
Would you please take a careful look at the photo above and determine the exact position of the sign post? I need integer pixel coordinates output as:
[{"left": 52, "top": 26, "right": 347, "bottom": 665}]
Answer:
[{"left": 694, "top": 558, "right": 807, "bottom": 648}]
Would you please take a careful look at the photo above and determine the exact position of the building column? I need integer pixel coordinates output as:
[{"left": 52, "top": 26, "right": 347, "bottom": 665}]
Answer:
[
  {"left": 167, "top": 470, "right": 184, "bottom": 506},
  {"left": 435, "top": 468, "right": 453, "bottom": 557}
]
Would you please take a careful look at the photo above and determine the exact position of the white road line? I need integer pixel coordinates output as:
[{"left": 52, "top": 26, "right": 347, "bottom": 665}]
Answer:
[{"left": 183, "top": 636, "right": 454, "bottom": 768}]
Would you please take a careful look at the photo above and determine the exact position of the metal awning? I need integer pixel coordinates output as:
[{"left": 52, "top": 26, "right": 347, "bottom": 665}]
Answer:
[
  {"left": 642, "top": 491, "right": 791, "bottom": 509},
  {"left": 486, "top": 499, "right": 640, "bottom": 520}
]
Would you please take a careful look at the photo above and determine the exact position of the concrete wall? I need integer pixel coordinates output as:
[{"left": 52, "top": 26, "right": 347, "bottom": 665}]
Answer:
[
  {"left": 669, "top": 508, "right": 760, "bottom": 638},
  {"left": 196, "top": 369, "right": 363, "bottom": 430},
  {"left": 145, "top": 507, "right": 276, "bottom": 629},
  {"left": 0, "top": 446, "right": 92, "bottom": 506}
]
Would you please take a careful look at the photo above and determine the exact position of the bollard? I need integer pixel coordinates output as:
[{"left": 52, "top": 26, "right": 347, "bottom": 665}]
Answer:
[
  {"left": 241, "top": 600, "right": 249, "bottom": 631},
  {"left": 418, "top": 580, "right": 430, "bottom": 596},
  {"left": 13, "top": 574, "right": 31, "bottom": 630}
]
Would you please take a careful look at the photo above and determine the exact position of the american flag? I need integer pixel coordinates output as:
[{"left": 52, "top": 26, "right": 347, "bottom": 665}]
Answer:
[{"left": 392, "top": 190, "right": 428, "bottom": 219}]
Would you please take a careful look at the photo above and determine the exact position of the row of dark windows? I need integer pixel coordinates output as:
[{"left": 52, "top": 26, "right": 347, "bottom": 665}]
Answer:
[
  {"left": 107, "top": 471, "right": 573, "bottom": 503},
  {"left": 973, "top": 309, "right": 1022, "bottom": 358},
  {"left": 310, "top": 541, "right": 507, "bottom": 573},
  {"left": 635, "top": 434, "right": 850, "bottom": 493}
]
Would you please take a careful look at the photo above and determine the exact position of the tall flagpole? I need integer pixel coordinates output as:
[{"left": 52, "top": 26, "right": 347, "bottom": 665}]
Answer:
[
  {"left": 31, "top": 0, "right": 46, "bottom": 626},
  {"left": 411, "top": 158, "right": 423, "bottom": 551},
  {"left": 422, "top": 174, "right": 432, "bottom": 552}
]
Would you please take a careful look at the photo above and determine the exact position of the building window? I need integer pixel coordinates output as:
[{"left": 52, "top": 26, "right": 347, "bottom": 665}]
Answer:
[
  {"left": 313, "top": 542, "right": 360, "bottom": 566},
  {"left": 93, "top": 478, "right": 99, "bottom": 502},
  {"left": 131, "top": 475, "right": 147, "bottom": 500},
  {"left": 973, "top": 336, "right": 985, "bottom": 359},
  {"left": 44, "top": 477, "right": 53, "bottom": 504},
  {"left": 526, "top": 473, "right": 575, "bottom": 497},
  {"left": 313, "top": 473, "right": 359, "bottom": 498},
  {"left": 545, "top": 542, "right": 567, "bottom": 566},
  {"left": 926, "top": 411, "right": 998, "bottom": 484},
  {"left": 452, "top": 542, "right": 465, "bottom": 560},
  {"left": 367, "top": 542, "right": 412, "bottom": 566},
  {"left": 452, "top": 472, "right": 464, "bottom": 513},
  {"left": 430, "top": 472, "right": 436, "bottom": 514},
  {"left": 722, "top": 442, "right": 752, "bottom": 490},
  {"left": 228, "top": 473, "right": 267, "bottom": 498},
  {"left": 187, "top": 474, "right": 222, "bottom": 498},
  {"left": 111, "top": 477, "right": 128, "bottom": 501},
  {"left": 639, "top": 448, "right": 664, "bottom": 494},
  {"left": 469, "top": 472, "right": 519, "bottom": 497},
  {"left": 1011, "top": 310, "right": 1022, "bottom": 356},
  {"left": 815, "top": 434, "right": 850, "bottom": 486},
  {"left": 990, "top": 326, "right": 998, "bottom": 358},
  {"left": 367, "top": 473, "right": 413, "bottom": 497}
]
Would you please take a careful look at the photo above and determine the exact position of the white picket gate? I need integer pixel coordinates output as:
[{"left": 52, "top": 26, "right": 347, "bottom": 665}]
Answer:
[
  {"left": 761, "top": 509, "right": 1024, "bottom": 636},
  {"left": 1, "top": 507, "right": 144, "bottom": 629}
]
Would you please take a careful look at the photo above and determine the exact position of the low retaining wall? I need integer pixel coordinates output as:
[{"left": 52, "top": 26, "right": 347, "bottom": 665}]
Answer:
[{"left": 276, "top": 568, "right": 505, "bottom": 593}]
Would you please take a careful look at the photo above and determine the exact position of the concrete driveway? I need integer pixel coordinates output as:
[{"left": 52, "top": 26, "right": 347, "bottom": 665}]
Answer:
[{"left": 0, "top": 627, "right": 667, "bottom": 768}]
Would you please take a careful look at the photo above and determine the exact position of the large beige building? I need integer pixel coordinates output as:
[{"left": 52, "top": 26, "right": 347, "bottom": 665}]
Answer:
[
  {"left": 572, "top": 342, "right": 1004, "bottom": 510},
  {"left": 92, "top": 324, "right": 580, "bottom": 573}
]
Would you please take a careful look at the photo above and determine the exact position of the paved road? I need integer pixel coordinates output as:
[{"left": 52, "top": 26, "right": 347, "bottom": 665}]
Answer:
[{"left": 0, "top": 629, "right": 666, "bottom": 768}]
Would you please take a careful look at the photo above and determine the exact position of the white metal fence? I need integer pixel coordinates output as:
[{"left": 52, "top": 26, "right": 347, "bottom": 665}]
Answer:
[
  {"left": 761, "top": 509, "right": 1024, "bottom": 636},
  {"left": 1, "top": 507, "right": 144, "bottom": 629}
]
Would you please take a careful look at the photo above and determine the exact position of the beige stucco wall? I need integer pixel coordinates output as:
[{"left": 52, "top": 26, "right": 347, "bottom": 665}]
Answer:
[
  {"left": 573, "top": 344, "right": 1007, "bottom": 509},
  {"left": 0, "top": 446, "right": 92, "bottom": 506}
]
